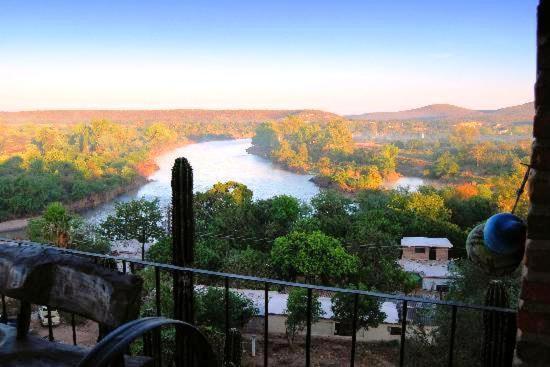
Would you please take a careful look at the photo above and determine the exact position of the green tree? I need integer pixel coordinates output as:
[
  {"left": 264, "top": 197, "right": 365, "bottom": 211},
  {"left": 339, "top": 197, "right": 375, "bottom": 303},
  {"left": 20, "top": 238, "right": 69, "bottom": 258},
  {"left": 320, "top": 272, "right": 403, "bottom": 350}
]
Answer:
[
  {"left": 28, "top": 202, "right": 109, "bottom": 253},
  {"left": 100, "top": 198, "right": 164, "bottom": 260},
  {"left": 252, "top": 122, "right": 280, "bottom": 153},
  {"left": 285, "top": 288, "right": 324, "bottom": 346},
  {"left": 331, "top": 283, "right": 386, "bottom": 335},
  {"left": 271, "top": 231, "right": 359, "bottom": 284},
  {"left": 195, "top": 287, "right": 258, "bottom": 331},
  {"left": 208, "top": 181, "right": 253, "bottom": 205},
  {"left": 432, "top": 151, "right": 460, "bottom": 177},
  {"left": 310, "top": 190, "right": 354, "bottom": 239}
]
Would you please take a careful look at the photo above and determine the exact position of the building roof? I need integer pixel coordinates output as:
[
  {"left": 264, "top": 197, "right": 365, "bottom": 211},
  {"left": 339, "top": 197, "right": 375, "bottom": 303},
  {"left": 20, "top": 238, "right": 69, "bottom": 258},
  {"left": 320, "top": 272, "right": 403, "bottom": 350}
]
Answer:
[
  {"left": 234, "top": 289, "right": 399, "bottom": 324},
  {"left": 401, "top": 237, "right": 453, "bottom": 248},
  {"left": 398, "top": 259, "right": 451, "bottom": 278}
]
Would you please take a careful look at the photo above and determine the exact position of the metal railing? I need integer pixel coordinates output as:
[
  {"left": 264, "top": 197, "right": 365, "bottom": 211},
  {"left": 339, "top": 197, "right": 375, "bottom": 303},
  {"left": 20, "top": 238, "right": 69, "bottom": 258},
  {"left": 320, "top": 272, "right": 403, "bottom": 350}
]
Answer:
[{"left": 1, "top": 239, "right": 517, "bottom": 366}]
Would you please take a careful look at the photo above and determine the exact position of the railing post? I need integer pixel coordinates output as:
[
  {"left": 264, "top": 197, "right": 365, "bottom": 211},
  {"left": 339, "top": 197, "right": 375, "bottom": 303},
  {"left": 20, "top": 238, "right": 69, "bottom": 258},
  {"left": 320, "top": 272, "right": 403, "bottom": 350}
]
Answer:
[
  {"left": 264, "top": 282, "right": 269, "bottom": 367},
  {"left": 306, "top": 288, "right": 312, "bottom": 367},
  {"left": 155, "top": 266, "right": 162, "bottom": 316},
  {"left": 350, "top": 293, "right": 359, "bottom": 367},
  {"left": 399, "top": 300, "right": 408, "bottom": 367},
  {"left": 71, "top": 313, "right": 77, "bottom": 345},
  {"left": 448, "top": 305, "right": 457, "bottom": 367},
  {"left": 154, "top": 266, "right": 162, "bottom": 367},
  {"left": 1, "top": 294, "right": 6, "bottom": 323},
  {"left": 47, "top": 306, "right": 54, "bottom": 342},
  {"left": 225, "top": 277, "right": 230, "bottom": 337}
]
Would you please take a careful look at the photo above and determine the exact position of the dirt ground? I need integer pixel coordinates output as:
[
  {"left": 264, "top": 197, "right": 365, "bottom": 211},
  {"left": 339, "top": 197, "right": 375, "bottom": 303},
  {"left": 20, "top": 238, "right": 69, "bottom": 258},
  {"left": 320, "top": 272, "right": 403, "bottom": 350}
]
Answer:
[
  {"left": 241, "top": 333, "right": 399, "bottom": 367},
  {"left": 29, "top": 315, "right": 99, "bottom": 348}
]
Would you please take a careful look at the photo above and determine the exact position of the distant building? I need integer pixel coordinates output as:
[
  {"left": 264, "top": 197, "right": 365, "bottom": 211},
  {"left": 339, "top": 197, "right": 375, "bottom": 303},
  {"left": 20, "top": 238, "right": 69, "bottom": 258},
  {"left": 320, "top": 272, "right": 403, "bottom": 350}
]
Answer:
[
  {"left": 239, "top": 289, "right": 403, "bottom": 342},
  {"left": 399, "top": 237, "right": 452, "bottom": 292},
  {"left": 398, "top": 259, "right": 451, "bottom": 292},
  {"left": 401, "top": 237, "right": 452, "bottom": 261}
]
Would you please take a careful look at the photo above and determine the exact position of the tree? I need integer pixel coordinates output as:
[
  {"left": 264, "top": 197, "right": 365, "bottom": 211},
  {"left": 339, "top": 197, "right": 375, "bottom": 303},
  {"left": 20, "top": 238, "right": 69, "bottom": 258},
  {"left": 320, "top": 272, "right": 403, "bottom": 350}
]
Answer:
[
  {"left": 402, "top": 191, "right": 452, "bottom": 222},
  {"left": 100, "top": 198, "right": 164, "bottom": 260},
  {"left": 285, "top": 288, "right": 324, "bottom": 346},
  {"left": 331, "top": 283, "right": 386, "bottom": 335},
  {"left": 208, "top": 181, "right": 253, "bottom": 205},
  {"left": 28, "top": 202, "right": 109, "bottom": 253},
  {"left": 376, "top": 144, "right": 399, "bottom": 175},
  {"left": 252, "top": 122, "right": 280, "bottom": 153},
  {"left": 432, "top": 151, "right": 460, "bottom": 177},
  {"left": 271, "top": 231, "right": 359, "bottom": 284},
  {"left": 195, "top": 287, "right": 258, "bottom": 331},
  {"left": 310, "top": 190, "right": 354, "bottom": 239}
]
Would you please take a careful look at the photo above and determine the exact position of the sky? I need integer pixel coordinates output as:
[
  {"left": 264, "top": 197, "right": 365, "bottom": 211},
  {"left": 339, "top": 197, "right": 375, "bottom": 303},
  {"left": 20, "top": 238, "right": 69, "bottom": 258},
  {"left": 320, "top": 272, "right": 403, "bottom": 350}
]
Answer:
[{"left": 0, "top": 0, "right": 538, "bottom": 114}]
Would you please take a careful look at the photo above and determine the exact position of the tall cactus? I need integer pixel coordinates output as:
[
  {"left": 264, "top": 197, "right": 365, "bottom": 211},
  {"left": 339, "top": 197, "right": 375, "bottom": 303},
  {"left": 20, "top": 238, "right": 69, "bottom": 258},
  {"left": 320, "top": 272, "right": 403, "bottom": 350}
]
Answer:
[
  {"left": 482, "top": 281, "right": 516, "bottom": 367},
  {"left": 171, "top": 157, "right": 195, "bottom": 365}
]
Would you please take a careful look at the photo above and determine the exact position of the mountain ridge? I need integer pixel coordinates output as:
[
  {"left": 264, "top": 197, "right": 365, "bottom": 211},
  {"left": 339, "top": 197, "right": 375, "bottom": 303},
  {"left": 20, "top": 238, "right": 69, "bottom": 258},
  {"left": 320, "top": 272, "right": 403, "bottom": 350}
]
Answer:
[
  {"left": 347, "top": 101, "right": 534, "bottom": 123},
  {"left": 0, "top": 109, "right": 341, "bottom": 125}
]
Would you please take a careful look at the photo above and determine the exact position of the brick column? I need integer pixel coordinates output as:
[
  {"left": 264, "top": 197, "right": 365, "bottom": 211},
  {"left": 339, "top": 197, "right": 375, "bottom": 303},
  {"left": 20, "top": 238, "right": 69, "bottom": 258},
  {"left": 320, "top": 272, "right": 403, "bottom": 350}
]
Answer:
[{"left": 515, "top": 1, "right": 550, "bottom": 365}]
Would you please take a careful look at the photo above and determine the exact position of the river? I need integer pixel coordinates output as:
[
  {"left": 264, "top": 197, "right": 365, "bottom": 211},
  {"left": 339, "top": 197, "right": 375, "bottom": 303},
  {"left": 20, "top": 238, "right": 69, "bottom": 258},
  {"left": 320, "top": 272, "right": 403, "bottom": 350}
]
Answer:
[
  {"left": 84, "top": 138, "right": 430, "bottom": 224},
  {"left": 84, "top": 139, "right": 320, "bottom": 224}
]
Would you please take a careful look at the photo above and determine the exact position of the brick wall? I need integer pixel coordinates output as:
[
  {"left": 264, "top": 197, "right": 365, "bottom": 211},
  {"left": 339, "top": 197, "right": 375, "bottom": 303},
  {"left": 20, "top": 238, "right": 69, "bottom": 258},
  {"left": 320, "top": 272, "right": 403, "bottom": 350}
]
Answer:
[
  {"left": 401, "top": 247, "right": 448, "bottom": 261},
  {"left": 402, "top": 247, "right": 429, "bottom": 261},
  {"left": 435, "top": 248, "right": 449, "bottom": 261},
  {"left": 515, "top": 1, "right": 550, "bottom": 365}
]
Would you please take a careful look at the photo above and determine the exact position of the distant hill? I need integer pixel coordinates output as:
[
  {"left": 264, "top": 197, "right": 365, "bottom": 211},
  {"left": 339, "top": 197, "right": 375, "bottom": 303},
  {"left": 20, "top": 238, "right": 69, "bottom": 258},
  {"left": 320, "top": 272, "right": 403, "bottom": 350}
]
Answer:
[
  {"left": 347, "top": 102, "right": 534, "bottom": 124},
  {"left": 0, "top": 109, "right": 341, "bottom": 125}
]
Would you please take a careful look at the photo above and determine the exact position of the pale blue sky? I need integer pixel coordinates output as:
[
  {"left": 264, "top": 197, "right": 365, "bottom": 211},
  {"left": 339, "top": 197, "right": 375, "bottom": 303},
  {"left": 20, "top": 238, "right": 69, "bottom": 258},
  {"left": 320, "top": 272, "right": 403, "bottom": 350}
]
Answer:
[{"left": 0, "top": 0, "right": 538, "bottom": 114}]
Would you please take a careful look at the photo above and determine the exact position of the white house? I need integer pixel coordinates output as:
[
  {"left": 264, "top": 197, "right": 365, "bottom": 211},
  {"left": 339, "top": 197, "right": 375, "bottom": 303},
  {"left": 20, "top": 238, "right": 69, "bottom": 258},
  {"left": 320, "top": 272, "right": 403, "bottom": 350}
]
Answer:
[
  {"left": 398, "top": 259, "right": 452, "bottom": 292},
  {"left": 399, "top": 237, "right": 453, "bottom": 292},
  {"left": 401, "top": 237, "right": 452, "bottom": 261},
  {"left": 237, "top": 289, "right": 403, "bottom": 342}
]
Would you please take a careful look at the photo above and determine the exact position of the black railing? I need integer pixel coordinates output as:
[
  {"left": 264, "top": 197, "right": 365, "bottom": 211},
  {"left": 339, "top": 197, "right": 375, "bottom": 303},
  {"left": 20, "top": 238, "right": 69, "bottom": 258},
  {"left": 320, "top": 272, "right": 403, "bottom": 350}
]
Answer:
[{"left": 1, "top": 240, "right": 517, "bottom": 366}]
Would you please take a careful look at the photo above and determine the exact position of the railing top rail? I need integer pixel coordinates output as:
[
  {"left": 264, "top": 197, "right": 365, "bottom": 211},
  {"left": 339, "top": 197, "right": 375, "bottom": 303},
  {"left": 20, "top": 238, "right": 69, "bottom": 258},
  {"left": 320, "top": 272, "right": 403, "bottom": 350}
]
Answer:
[{"left": 2, "top": 238, "right": 517, "bottom": 314}]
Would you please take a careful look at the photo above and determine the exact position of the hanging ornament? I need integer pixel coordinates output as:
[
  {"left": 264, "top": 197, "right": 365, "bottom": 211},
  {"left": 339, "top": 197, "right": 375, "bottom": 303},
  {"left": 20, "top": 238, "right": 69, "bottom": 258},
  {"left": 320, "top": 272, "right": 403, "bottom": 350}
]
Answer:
[
  {"left": 466, "top": 216, "right": 525, "bottom": 277},
  {"left": 466, "top": 164, "right": 529, "bottom": 276}
]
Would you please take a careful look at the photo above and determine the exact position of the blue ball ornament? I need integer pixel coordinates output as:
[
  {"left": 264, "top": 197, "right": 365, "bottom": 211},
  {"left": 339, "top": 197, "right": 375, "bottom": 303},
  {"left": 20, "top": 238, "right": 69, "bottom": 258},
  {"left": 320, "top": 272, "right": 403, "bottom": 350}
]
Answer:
[
  {"left": 466, "top": 214, "right": 526, "bottom": 277},
  {"left": 483, "top": 213, "right": 526, "bottom": 255}
]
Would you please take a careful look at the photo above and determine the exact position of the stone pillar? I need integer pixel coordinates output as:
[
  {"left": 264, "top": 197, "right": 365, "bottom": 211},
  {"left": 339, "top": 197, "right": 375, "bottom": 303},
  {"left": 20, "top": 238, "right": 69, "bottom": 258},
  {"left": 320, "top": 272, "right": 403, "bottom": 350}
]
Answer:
[{"left": 515, "top": 1, "right": 550, "bottom": 365}]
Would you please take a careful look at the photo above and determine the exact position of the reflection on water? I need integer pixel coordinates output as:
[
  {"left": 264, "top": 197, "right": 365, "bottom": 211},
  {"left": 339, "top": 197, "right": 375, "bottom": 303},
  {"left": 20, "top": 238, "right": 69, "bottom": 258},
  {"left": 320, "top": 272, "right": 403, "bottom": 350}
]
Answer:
[{"left": 84, "top": 139, "right": 320, "bottom": 224}]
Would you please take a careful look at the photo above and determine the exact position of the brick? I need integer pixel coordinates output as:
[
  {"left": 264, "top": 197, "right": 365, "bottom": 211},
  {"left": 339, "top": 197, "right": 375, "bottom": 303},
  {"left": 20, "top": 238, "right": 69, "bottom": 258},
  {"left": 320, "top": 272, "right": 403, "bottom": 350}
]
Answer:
[
  {"left": 530, "top": 140, "right": 550, "bottom": 171},
  {"left": 522, "top": 265, "right": 550, "bottom": 283},
  {"left": 520, "top": 282, "right": 550, "bottom": 304},
  {"left": 525, "top": 248, "right": 550, "bottom": 272},
  {"left": 533, "top": 112, "right": 550, "bottom": 138},
  {"left": 517, "top": 310, "right": 550, "bottom": 336},
  {"left": 527, "top": 209, "right": 550, "bottom": 239},
  {"left": 515, "top": 339, "right": 550, "bottom": 366},
  {"left": 528, "top": 171, "right": 550, "bottom": 203}
]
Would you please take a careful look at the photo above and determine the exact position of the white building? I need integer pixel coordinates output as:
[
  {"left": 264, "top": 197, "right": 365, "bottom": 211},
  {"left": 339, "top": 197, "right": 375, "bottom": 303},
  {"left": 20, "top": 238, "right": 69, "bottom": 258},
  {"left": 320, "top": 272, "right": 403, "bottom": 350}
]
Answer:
[
  {"left": 399, "top": 237, "right": 452, "bottom": 292},
  {"left": 398, "top": 259, "right": 451, "bottom": 292},
  {"left": 401, "top": 237, "right": 452, "bottom": 261},
  {"left": 237, "top": 289, "right": 403, "bottom": 342}
]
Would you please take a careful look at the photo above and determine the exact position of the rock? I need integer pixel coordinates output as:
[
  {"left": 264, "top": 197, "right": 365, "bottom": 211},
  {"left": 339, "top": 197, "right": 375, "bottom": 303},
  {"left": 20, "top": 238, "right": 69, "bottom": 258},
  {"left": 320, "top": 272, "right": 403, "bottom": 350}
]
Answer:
[{"left": 0, "top": 239, "right": 142, "bottom": 328}]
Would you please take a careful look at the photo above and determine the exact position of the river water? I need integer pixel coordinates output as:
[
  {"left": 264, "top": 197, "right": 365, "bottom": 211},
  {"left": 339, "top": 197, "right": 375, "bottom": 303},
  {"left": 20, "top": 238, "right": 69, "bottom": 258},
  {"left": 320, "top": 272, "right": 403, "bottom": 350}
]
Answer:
[
  {"left": 84, "top": 138, "right": 427, "bottom": 224},
  {"left": 84, "top": 139, "right": 320, "bottom": 224}
]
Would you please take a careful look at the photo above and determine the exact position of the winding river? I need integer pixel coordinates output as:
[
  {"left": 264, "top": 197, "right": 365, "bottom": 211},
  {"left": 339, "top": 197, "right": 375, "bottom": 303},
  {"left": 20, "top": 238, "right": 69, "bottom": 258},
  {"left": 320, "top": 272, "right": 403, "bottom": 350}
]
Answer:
[
  {"left": 84, "top": 139, "right": 320, "bottom": 224},
  {"left": 83, "top": 138, "right": 428, "bottom": 224}
]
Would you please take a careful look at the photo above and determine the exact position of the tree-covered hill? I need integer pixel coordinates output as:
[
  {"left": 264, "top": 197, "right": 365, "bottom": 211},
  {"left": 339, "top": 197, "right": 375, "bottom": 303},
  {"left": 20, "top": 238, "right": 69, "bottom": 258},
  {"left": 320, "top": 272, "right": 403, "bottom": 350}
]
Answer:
[{"left": 347, "top": 101, "right": 534, "bottom": 124}]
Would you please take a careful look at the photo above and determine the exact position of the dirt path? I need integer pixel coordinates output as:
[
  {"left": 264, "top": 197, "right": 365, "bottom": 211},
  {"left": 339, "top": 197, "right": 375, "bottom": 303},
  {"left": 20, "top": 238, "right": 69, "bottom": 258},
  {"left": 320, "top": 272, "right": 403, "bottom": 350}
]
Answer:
[{"left": 0, "top": 217, "right": 32, "bottom": 233}]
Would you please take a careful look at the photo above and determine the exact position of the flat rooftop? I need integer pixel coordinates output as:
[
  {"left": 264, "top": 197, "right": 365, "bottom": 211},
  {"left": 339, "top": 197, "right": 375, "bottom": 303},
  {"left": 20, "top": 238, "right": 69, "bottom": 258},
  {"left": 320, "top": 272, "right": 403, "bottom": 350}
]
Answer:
[{"left": 401, "top": 237, "right": 452, "bottom": 248}]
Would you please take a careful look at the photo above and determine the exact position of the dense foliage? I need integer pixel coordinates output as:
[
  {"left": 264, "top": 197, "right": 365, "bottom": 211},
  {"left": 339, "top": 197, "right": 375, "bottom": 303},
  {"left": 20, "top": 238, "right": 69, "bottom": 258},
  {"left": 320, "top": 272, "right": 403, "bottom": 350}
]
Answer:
[
  {"left": 28, "top": 202, "right": 109, "bottom": 253},
  {"left": 100, "top": 198, "right": 165, "bottom": 260},
  {"left": 0, "top": 119, "right": 256, "bottom": 221},
  {"left": 285, "top": 288, "right": 323, "bottom": 345}
]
